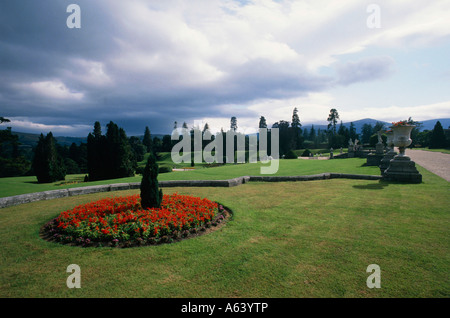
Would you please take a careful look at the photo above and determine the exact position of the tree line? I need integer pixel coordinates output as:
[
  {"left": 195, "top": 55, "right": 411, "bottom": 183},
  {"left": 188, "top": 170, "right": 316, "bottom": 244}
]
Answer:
[
  {"left": 0, "top": 119, "right": 166, "bottom": 181},
  {"left": 1, "top": 114, "right": 448, "bottom": 181}
]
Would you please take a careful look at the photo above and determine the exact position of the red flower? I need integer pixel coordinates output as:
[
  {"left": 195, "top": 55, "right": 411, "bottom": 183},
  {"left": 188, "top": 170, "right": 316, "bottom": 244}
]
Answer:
[{"left": 54, "top": 193, "right": 219, "bottom": 242}]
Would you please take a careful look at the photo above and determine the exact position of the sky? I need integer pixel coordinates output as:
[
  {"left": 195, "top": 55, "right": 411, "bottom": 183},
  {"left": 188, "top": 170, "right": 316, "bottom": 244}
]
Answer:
[{"left": 1, "top": 0, "right": 450, "bottom": 136}]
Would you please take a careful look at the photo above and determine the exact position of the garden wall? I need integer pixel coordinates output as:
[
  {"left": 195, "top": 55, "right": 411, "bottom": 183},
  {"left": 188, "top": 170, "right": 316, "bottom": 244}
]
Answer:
[{"left": 0, "top": 174, "right": 381, "bottom": 209}]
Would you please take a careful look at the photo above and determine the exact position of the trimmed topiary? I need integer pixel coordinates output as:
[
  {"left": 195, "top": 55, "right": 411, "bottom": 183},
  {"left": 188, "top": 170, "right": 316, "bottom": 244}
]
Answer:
[
  {"left": 284, "top": 150, "right": 298, "bottom": 159},
  {"left": 140, "top": 153, "right": 163, "bottom": 209},
  {"left": 301, "top": 149, "right": 312, "bottom": 157}
]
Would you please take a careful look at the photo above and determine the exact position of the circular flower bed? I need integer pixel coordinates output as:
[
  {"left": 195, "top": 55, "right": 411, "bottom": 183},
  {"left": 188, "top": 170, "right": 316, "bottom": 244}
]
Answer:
[{"left": 41, "top": 193, "right": 230, "bottom": 247}]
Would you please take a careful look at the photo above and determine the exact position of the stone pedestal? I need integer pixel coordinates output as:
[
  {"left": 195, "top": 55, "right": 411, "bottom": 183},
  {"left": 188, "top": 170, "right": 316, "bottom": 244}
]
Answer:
[
  {"left": 383, "top": 155, "right": 422, "bottom": 183},
  {"left": 376, "top": 142, "right": 384, "bottom": 154},
  {"left": 366, "top": 153, "right": 384, "bottom": 166},
  {"left": 366, "top": 142, "right": 384, "bottom": 166},
  {"left": 379, "top": 150, "right": 397, "bottom": 175}
]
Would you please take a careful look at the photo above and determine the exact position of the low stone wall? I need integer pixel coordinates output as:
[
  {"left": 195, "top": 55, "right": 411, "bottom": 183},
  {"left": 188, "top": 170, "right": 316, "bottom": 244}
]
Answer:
[
  {"left": 249, "top": 173, "right": 330, "bottom": 182},
  {"left": 328, "top": 173, "right": 382, "bottom": 180},
  {"left": 0, "top": 173, "right": 381, "bottom": 209}
]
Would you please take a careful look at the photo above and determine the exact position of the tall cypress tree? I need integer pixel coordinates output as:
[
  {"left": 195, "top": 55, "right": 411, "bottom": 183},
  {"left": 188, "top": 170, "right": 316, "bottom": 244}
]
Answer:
[
  {"left": 291, "top": 107, "right": 301, "bottom": 129},
  {"left": 143, "top": 126, "right": 152, "bottom": 153},
  {"left": 87, "top": 121, "right": 134, "bottom": 181},
  {"left": 105, "top": 121, "right": 134, "bottom": 179},
  {"left": 140, "top": 153, "right": 163, "bottom": 209},
  {"left": 291, "top": 107, "right": 302, "bottom": 149},
  {"left": 429, "top": 121, "right": 447, "bottom": 149},
  {"left": 33, "top": 132, "right": 66, "bottom": 183},
  {"left": 230, "top": 117, "right": 237, "bottom": 131},
  {"left": 87, "top": 122, "right": 107, "bottom": 181},
  {"left": 33, "top": 134, "right": 47, "bottom": 182}
]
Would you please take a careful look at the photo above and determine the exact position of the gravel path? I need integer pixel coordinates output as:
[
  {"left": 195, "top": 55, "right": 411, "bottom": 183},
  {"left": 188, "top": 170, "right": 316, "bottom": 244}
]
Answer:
[{"left": 406, "top": 149, "right": 450, "bottom": 182}]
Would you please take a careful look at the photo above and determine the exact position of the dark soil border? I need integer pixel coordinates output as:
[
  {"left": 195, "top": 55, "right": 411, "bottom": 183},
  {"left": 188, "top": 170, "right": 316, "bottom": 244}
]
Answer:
[{"left": 39, "top": 203, "right": 233, "bottom": 248}]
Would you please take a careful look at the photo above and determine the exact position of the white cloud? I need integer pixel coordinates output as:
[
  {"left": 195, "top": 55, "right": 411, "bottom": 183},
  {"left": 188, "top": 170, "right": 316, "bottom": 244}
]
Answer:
[
  {"left": 193, "top": 92, "right": 336, "bottom": 134},
  {"left": 365, "top": 0, "right": 450, "bottom": 48},
  {"left": 8, "top": 118, "right": 91, "bottom": 136},
  {"left": 208, "top": 97, "right": 450, "bottom": 134},
  {"left": 341, "top": 100, "right": 450, "bottom": 123},
  {"left": 17, "top": 80, "right": 84, "bottom": 101},
  {"left": 65, "top": 59, "right": 112, "bottom": 87}
]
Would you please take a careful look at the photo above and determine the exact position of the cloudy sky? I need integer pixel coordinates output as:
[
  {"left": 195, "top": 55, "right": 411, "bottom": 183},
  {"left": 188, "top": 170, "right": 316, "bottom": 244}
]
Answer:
[{"left": 1, "top": 0, "right": 449, "bottom": 136}]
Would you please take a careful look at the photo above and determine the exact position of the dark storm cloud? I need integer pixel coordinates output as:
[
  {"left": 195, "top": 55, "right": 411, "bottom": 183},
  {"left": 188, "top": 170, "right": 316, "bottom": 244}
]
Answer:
[{"left": 0, "top": 0, "right": 338, "bottom": 136}]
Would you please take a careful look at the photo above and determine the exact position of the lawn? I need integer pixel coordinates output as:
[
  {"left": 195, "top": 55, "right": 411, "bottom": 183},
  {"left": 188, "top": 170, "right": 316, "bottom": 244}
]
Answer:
[
  {"left": 0, "top": 161, "right": 448, "bottom": 298},
  {"left": 0, "top": 158, "right": 380, "bottom": 198}
]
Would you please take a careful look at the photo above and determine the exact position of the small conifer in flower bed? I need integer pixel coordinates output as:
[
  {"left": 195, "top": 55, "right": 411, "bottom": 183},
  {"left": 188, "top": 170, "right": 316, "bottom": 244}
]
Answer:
[
  {"left": 140, "top": 153, "right": 163, "bottom": 209},
  {"left": 41, "top": 193, "right": 229, "bottom": 248}
]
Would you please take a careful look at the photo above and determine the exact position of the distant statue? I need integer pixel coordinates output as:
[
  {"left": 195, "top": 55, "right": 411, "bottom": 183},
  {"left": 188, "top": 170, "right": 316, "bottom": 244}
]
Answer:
[
  {"left": 354, "top": 139, "right": 360, "bottom": 151},
  {"left": 377, "top": 130, "right": 383, "bottom": 144}
]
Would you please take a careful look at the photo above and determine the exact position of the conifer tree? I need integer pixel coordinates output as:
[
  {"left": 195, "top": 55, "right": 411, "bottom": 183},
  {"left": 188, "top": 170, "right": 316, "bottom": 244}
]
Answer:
[
  {"left": 291, "top": 107, "right": 301, "bottom": 129},
  {"left": 230, "top": 117, "right": 237, "bottom": 131},
  {"left": 143, "top": 126, "right": 152, "bottom": 153},
  {"left": 259, "top": 116, "right": 267, "bottom": 129},
  {"left": 327, "top": 108, "right": 340, "bottom": 135},
  {"left": 87, "top": 122, "right": 107, "bottom": 180},
  {"left": 105, "top": 121, "right": 134, "bottom": 179},
  {"left": 140, "top": 153, "right": 163, "bottom": 209},
  {"left": 291, "top": 107, "right": 303, "bottom": 149},
  {"left": 429, "top": 121, "right": 447, "bottom": 149},
  {"left": 0, "top": 117, "right": 10, "bottom": 124},
  {"left": 349, "top": 122, "right": 357, "bottom": 141},
  {"left": 33, "top": 132, "right": 66, "bottom": 183},
  {"left": 87, "top": 121, "right": 134, "bottom": 181}
]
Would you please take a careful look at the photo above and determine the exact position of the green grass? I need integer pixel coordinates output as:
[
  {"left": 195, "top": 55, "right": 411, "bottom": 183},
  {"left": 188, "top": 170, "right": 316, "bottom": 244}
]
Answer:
[
  {"left": 0, "top": 166, "right": 448, "bottom": 297},
  {"left": 0, "top": 158, "right": 380, "bottom": 198},
  {"left": 0, "top": 174, "right": 141, "bottom": 198}
]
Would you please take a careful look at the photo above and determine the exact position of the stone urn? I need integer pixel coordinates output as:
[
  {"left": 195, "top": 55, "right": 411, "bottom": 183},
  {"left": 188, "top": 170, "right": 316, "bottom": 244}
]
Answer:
[
  {"left": 383, "top": 124, "right": 422, "bottom": 183},
  {"left": 391, "top": 125, "right": 415, "bottom": 156}
]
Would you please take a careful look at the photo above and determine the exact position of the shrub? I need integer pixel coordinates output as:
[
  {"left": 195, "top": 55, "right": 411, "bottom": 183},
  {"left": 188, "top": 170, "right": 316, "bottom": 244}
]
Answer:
[
  {"left": 135, "top": 166, "right": 145, "bottom": 175},
  {"left": 0, "top": 157, "right": 31, "bottom": 177},
  {"left": 284, "top": 150, "right": 298, "bottom": 159},
  {"left": 158, "top": 166, "right": 172, "bottom": 174},
  {"left": 301, "top": 149, "right": 312, "bottom": 157}
]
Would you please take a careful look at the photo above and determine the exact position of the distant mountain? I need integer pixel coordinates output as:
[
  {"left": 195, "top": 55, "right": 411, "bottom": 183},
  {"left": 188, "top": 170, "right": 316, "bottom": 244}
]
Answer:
[
  {"left": 418, "top": 118, "right": 450, "bottom": 131},
  {"left": 301, "top": 118, "right": 450, "bottom": 134},
  {"left": 11, "top": 131, "right": 87, "bottom": 148},
  {"left": 302, "top": 118, "right": 390, "bottom": 134},
  {"left": 8, "top": 130, "right": 167, "bottom": 148}
]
